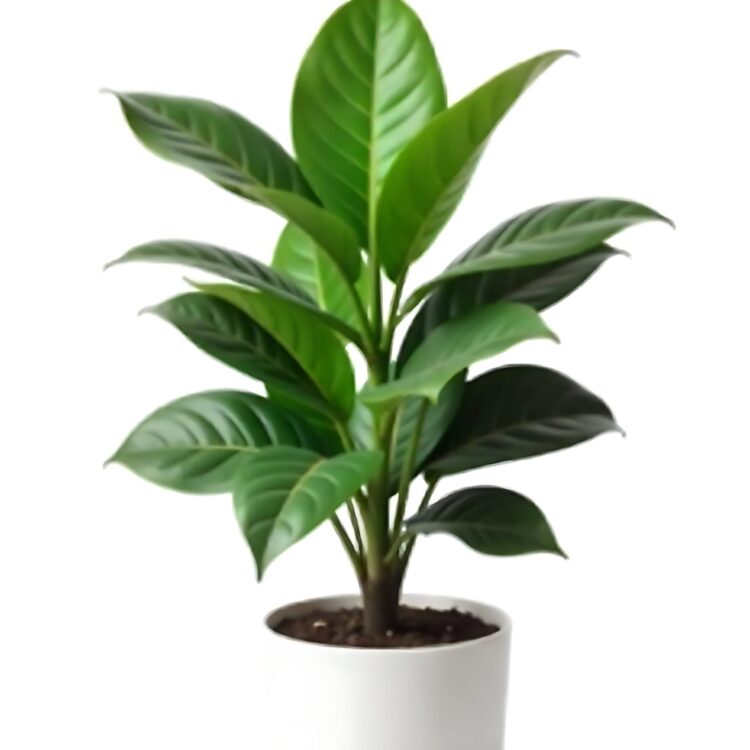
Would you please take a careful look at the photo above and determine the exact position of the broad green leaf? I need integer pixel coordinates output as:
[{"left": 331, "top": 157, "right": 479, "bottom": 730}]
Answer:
[
  {"left": 272, "top": 224, "right": 368, "bottom": 336},
  {"left": 293, "top": 0, "right": 446, "bottom": 245},
  {"left": 107, "top": 391, "right": 329, "bottom": 494},
  {"left": 398, "top": 245, "right": 621, "bottom": 368},
  {"left": 425, "top": 366, "right": 622, "bottom": 479},
  {"left": 107, "top": 240, "right": 362, "bottom": 343},
  {"left": 233, "top": 447, "right": 383, "bottom": 578},
  {"left": 360, "top": 301, "right": 557, "bottom": 407},
  {"left": 195, "top": 285, "right": 356, "bottom": 419},
  {"left": 109, "top": 92, "right": 362, "bottom": 282},
  {"left": 109, "top": 92, "right": 315, "bottom": 200},
  {"left": 405, "top": 486, "right": 567, "bottom": 558},
  {"left": 377, "top": 50, "right": 574, "bottom": 280},
  {"left": 402, "top": 199, "right": 671, "bottom": 311},
  {"left": 388, "top": 375, "right": 464, "bottom": 493}
]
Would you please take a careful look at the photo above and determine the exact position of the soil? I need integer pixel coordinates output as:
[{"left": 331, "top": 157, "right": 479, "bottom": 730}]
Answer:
[{"left": 272, "top": 605, "right": 499, "bottom": 649}]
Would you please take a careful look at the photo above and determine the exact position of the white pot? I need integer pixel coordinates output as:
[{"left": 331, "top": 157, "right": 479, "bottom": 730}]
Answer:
[{"left": 261, "top": 594, "right": 512, "bottom": 750}]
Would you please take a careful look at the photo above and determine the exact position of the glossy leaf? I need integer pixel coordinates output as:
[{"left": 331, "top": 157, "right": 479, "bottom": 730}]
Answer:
[
  {"left": 109, "top": 92, "right": 362, "bottom": 282},
  {"left": 377, "top": 50, "right": 573, "bottom": 280},
  {"left": 360, "top": 301, "right": 557, "bottom": 407},
  {"left": 398, "top": 245, "right": 621, "bottom": 368},
  {"left": 293, "top": 0, "right": 446, "bottom": 244},
  {"left": 272, "top": 224, "right": 368, "bottom": 336},
  {"left": 195, "top": 284, "right": 356, "bottom": 418},
  {"left": 233, "top": 447, "right": 383, "bottom": 578},
  {"left": 406, "top": 486, "right": 567, "bottom": 557},
  {"left": 107, "top": 391, "right": 328, "bottom": 494},
  {"left": 425, "top": 366, "right": 621, "bottom": 478},
  {"left": 402, "top": 198, "right": 671, "bottom": 311},
  {"left": 107, "top": 240, "right": 362, "bottom": 343}
]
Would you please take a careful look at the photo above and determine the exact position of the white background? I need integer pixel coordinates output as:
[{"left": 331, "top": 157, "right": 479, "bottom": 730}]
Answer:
[{"left": 2, "top": 0, "right": 748, "bottom": 747}]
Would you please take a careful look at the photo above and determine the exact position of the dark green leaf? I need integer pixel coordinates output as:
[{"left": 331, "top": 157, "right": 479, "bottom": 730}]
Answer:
[
  {"left": 360, "top": 301, "right": 556, "bottom": 408},
  {"left": 398, "top": 245, "right": 622, "bottom": 368},
  {"left": 402, "top": 198, "right": 671, "bottom": 311},
  {"left": 293, "top": 0, "right": 446, "bottom": 245},
  {"left": 233, "top": 447, "right": 383, "bottom": 578},
  {"left": 426, "top": 366, "right": 622, "bottom": 479},
  {"left": 107, "top": 391, "right": 329, "bottom": 494},
  {"left": 405, "top": 486, "right": 567, "bottom": 558},
  {"left": 195, "top": 284, "right": 356, "bottom": 419},
  {"left": 377, "top": 50, "right": 574, "bottom": 280}
]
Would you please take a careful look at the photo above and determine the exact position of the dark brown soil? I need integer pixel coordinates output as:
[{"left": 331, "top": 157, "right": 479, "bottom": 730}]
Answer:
[{"left": 273, "top": 605, "right": 499, "bottom": 649}]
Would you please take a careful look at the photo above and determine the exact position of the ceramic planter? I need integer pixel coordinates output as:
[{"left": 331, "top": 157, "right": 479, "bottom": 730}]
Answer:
[{"left": 261, "top": 594, "right": 512, "bottom": 750}]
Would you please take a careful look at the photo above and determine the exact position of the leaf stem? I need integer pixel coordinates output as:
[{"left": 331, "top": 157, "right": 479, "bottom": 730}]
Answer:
[
  {"left": 331, "top": 514, "right": 364, "bottom": 579},
  {"left": 399, "top": 479, "right": 438, "bottom": 573}
]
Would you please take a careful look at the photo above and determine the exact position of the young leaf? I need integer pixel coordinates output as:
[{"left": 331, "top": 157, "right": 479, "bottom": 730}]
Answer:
[
  {"left": 233, "top": 447, "right": 383, "bottom": 578},
  {"left": 195, "top": 284, "right": 356, "bottom": 419},
  {"left": 377, "top": 50, "right": 574, "bottom": 280},
  {"left": 106, "top": 391, "right": 329, "bottom": 494},
  {"left": 425, "top": 366, "right": 622, "bottom": 479},
  {"left": 272, "top": 224, "right": 368, "bottom": 336},
  {"left": 293, "top": 0, "right": 446, "bottom": 245},
  {"left": 402, "top": 198, "right": 671, "bottom": 311},
  {"left": 398, "top": 245, "right": 621, "bottom": 367},
  {"left": 405, "top": 486, "right": 567, "bottom": 558},
  {"left": 107, "top": 240, "right": 362, "bottom": 344},
  {"left": 360, "top": 301, "right": 557, "bottom": 407},
  {"left": 108, "top": 92, "right": 362, "bottom": 282}
]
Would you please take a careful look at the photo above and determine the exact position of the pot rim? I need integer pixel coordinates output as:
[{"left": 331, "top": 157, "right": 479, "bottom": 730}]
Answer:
[{"left": 263, "top": 593, "right": 512, "bottom": 655}]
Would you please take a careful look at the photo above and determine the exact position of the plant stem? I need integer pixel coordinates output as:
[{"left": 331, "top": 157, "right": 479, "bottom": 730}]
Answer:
[
  {"left": 382, "top": 272, "right": 406, "bottom": 352},
  {"left": 399, "top": 480, "right": 438, "bottom": 575},
  {"left": 331, "top": 515, "right": 364, "bottom": 580}
]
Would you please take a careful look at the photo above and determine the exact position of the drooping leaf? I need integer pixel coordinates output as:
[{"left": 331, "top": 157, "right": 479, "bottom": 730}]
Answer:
[
  {"left": 376, "top": 50, "right": 574, "bottom": 280},
  {"left": 106, "top": 391, "right": 329, "bottom": 494},
  {"left": 401, "top": 198, "right": 671, "bottom": 311},
  {"left": 425, "top": 366, "right": 621, "bottom": 479},
  {"left": 293, "top": 0, "right": 446, "bottom": 245},
  {"left": 398, "top": 245, "right": 621, "bottom": 367},
  {"left": 109, "top": 92, "right": 362, "bottom": 282},
  {"left": 107, "top": 240, "right": 362, "bottom": 343},
  {"left": 360, "top": 301, "right": 557, "bottom": 408},
  {"left": 233, "top": 447, "right": 383, "bottom": 578},
  {"left": 195, "top": 285, "right": 356, "bottom": 419},
  {"left": 272, "top": 224, "right": 368, "bottom": 336},
  {"left": 405, "top": 486, "right": 567, "bottom": 558}
]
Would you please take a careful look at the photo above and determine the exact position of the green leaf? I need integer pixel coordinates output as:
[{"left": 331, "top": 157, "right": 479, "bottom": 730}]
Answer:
[
  {"left": 360, "top": 301, "right": 557, "bottom": 408},
  {"left": 272, "top": 224, "right": 368, "bottom": 336},
  {"left": 388, "top": 375, "right": 464, "bottom": 493},
  {"left": 293, "top": 0, "right": 446, "bottom": 245},
  {"left": 376, "top": 50, "right": 574, "bottom": 280},
  {"left": 405, "top": 486, "right": 567, "bottom": 558},
  {"left": 233, "top": 447, "right": 383, "bottom": 578},
  {"left": 107, "top": 391, "right": 329, "bottom": 494},
  {"left": 399, "top": 245, "right": 621, "bottom": 367},
  {"left": 425, "top": 366, "right": 622, "bottom": 479},
  {"left": 107, "top": 240, "right": 362, "bottom": 344},
  {"left": 195, "top": 284, "right": 356, "bottom": 419},
  {"left": 108, "top": 92, "right": 362, "bottom": 282},
  {"left": 402, "top": 198, "right": 671, "bottom": 311},
  {"left": 109, "top": 92, "right": 315, "bottom": 201}
]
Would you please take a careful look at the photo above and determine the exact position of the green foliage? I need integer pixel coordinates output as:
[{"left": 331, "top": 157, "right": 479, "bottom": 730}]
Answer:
[{"left": 106, "top": 0, "right": 671, "bottom": 634}]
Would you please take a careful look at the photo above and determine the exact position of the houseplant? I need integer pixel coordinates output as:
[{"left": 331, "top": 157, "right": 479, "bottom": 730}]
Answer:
[{"left": 105, "top": 0, "right": 670, "bottom": 746}]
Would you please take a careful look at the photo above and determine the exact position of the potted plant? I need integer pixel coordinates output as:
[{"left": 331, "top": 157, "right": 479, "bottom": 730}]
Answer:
[{"left": 105, "top": 0, "right": 671, "bottom": 747}]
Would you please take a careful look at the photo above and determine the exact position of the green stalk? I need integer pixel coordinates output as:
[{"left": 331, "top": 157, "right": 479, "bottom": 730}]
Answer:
[
  {"left": 399, "top": 480, "right": 438, "bottom": 574},
  {"left": 331, "top": 514, "right": 364, "bottom": 580}
]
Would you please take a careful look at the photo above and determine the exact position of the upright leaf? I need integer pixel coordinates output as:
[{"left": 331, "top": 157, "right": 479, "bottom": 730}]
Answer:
[
  {"left": 377, "top": 50, "right": 574, "bottom": 280},
  {"left": 196, "top": 284, "right": 356, "bottom": 419},
  {"left": 402, "top": 198, "right": 671, "bottom": 311},
  {"left": 360, "top": 301, "right": 557, "bottom": 407},
  {"left": 109, "top": 92, "right": 362, "bottom": 282},
  {"left": 405, "top": 486, "right": 567, "bottom": 558},
  {"left": 107, "top": 391, "right": 329, "bottom": 494},
  {"left": 398, "top": 245, "right": 621, "bottom": 367},
  {"left": 425, "top": 366, "right": 621, "bottom": 478},
  {"left": 233, "top": 447, "right": 383, "bottom": 578},
  {"left": 107, "top": 240, "right": 362, "bottom": 343},
  {"left": 293, "top": 0, "right": 446, "bottom": 245}
]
